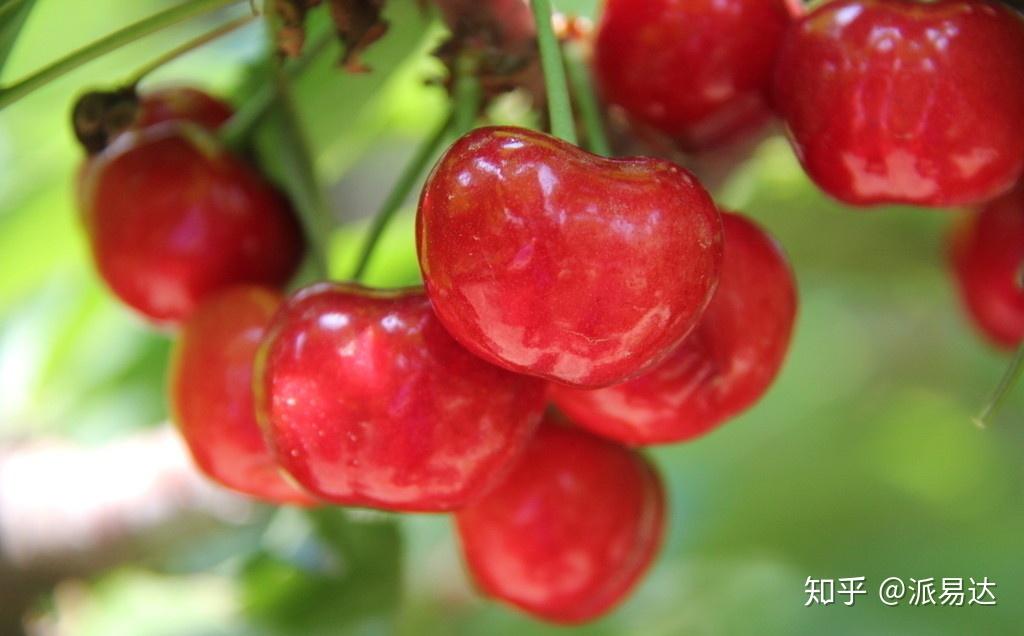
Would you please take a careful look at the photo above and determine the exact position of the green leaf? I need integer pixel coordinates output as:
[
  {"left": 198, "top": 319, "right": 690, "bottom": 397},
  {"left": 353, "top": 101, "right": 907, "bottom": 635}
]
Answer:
[
  {"left": 241, "top": 509, "right": 401, "bottom": 636},
  {"left": 0, "top": 0, "right": 36, "bottom": 77}
]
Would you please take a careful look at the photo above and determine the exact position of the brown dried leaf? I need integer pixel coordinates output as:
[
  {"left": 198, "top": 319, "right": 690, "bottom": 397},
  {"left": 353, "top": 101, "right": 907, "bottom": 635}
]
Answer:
[
  {"left": 432, "top": 0, "right": 543, "bottom": 109},
  {"left": 273, "top": 0, "right": 321, "bottom": 57},
  {"left": 327, "top": 0, "right": 389, "bottom": 72}
]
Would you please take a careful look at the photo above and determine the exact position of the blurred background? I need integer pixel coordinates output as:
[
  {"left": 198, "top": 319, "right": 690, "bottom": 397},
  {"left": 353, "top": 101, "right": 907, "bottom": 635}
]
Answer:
[{"left": 1, "top": 0, "right": 1022, "bottom": 634}]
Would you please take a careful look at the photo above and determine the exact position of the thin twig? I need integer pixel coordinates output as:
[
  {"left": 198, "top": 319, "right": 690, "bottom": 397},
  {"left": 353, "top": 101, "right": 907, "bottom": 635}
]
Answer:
[
  {"left": 563, "top": 40, "right": 610, "bottom": 155},
  {"left": 529, "top": 0, "right": 577, "bottom": 144},
  {"left": 351, "top": 109, "right": 455, "bottom": 281},
  {"left": 974, "top": 342, "right": 1024, "bottom": 428},
  {"left": 219, "top": 29, "right": 334, "bottom": 149},
  {"left": 127, "top": 13, "right": 256, "bottom": 86},
  {"left": 270, "top": 64, "right": 332, "bottom": 277},
  {"left": 0, "top": 0, "right": 241, "bottom": 109}
]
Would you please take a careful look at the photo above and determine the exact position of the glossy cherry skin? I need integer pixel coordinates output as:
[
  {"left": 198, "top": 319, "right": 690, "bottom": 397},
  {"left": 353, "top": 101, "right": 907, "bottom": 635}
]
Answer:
[
  {"left": 254, "top": 283, "right": 547, "bottom": 511},
  {"left": 949, "top": 184, "right": 1024, "bottom": 349},
  {"left": 773, "top": 0, "right": 1024, "bottom": 207},
  {"left": 417, "top": 126, "right": 723, "bottom": 389},
  {"left": 169, "top": 285, "right": 317, "bottom": 505},
  {"left": 136, "top": 86, "right": 234, "bottom": 130},
  {"left": 455, "top": 417, "right": 666, "bottom": 623},
  {"left": 552, "top": 212, "right": 797, "bottom": 444},
  {"left": 80, "top": 124, "right": 305, "bottom": 324},
  {"left": 595, "top": 0, "right": 791, "bottom": 151}
]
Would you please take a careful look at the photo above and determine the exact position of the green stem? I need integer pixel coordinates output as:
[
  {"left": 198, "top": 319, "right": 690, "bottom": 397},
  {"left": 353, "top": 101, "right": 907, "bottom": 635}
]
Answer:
[
  {"left": 127, "top": 13, "right": 255, "bottom": 86},
  {"left": 0, "top": 0, "right": 240, "bottom": 109},
  {"left": 529, "top": 0, "right": 576, "bottom": 144},
  {"left": 351, "top": 109, "right": 455, "bottom": 281},
  {"left": 974, "top": 342, "right": 1024, "bottom": 428},
  {"left": 451, "top": 57, "right": 480, "bottom": 137},
  {"left": 0, "top": 0, "right": 31, "bottom": 21},
  {"left": 220, "top": 29, "right": 333, "bottom": 149},
  {"left": 271, "top": 66, "right": 331, "bottom": 277},
  {"left": 563, "top": 40, "right": 610, "bottom": 156}
]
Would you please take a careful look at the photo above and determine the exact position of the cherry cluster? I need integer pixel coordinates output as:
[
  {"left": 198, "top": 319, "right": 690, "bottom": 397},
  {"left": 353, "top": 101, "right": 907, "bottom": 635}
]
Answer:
[
  {"left": 597, "top": 0, "right": 1024, "bottom": 348},
  {"left": 74, "top": 89, "right": 795, "bottom": 622},
  {"left": 69, "top": 0, "right": 1024, "bottom": 624}
]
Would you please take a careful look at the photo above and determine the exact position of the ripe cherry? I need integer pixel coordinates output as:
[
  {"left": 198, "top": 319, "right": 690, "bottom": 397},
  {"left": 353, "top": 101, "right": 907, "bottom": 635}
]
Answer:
[
  {"left": 417, "top": 126, "right": 723, "bottom": 389},
  {"left": 773, "top": 0, "right": 1024, "bottom": 207},
  {"left": 135, "top": 86, "right": 233, "bottom": 130},
  {"left": 254, "top": 283, "right": 547, "bottom": 511},
  {"left": 552, "top": 212, "right": 797, "bottom": 445},
  {"left": 949, "top": 184, "right": 1024, "bottom": 349},
  {"left": 80, "top": 124, "right": 305, "bottom": 324},
  {"left": 595, "top": 0, "right": 791, "bottom": 151},
  {"left": 170, "top": 285, "right": 317, "bottom": 505},
  {"left": 455, "top": 417, "right": 666, "bottom": 623}
]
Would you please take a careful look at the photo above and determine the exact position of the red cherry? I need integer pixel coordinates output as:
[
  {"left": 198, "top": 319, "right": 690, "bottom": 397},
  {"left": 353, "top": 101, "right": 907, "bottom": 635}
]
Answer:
[
  {"left": 949, "top": 184, "right": 1024, "bottom": 349},
  {"left": 595, "top": 0, "right": 791, "bottom": 151},
  {"left": 552, "top": 212, "right": 797, "bottom": 444},
  {"left": 170, "top": 285, "right": 317, "bottom": 505},
  {"left": 417, "top": 126, "right": 723, "bottom": 389},
  {"left": 773, "top": 0, "right": 1024, "bottom": 207},
  {"left": 254, "top": 283, "right": 547, "bottom": 511},
  {"left": 80, "top": 124, "right": 305, "bottom": 324},
  {"left": 136, "top": 86, "right": 234, "bottom": 130},
  {"left": 455, "top": 417, "right": 665, "bottom": 623}
]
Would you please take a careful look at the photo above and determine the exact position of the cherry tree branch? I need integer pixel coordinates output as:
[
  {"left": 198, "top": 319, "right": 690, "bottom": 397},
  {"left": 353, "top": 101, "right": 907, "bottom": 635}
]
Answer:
[{"left": 0, "top": 0, "right": 242, "bottom": 109}]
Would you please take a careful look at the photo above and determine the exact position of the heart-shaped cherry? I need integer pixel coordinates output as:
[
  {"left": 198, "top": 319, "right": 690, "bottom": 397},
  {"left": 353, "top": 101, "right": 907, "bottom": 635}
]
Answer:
[
  {"left": 949, "top": 184, "right": 1024, "bottom": 349},
  {"left": 80, "top": 124, "right": 305, "bottom": 324},
  {"left": 417, "top": 126, "right": 723, "bottom": 389},
  {"left": 595, "top": 0, "right": 791, "bottom": 151},
  {"left": 455, "top": 416, "right": 665, "bottom": 623},
  {"left": 254, "top": 283, "right": 547, "bottom": 511},
  {"left": 773, "top": 0, "right": 1024, "bottom": 207},
  {"left": 552, "top": 212, "right": 797, "bottom": 444},
  {"left": 170, "top": 285, "right": 317, "bottom": 505}
]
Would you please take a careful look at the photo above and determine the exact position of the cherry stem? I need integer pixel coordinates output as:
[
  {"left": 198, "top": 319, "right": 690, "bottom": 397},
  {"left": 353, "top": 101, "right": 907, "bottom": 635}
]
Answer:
[
  {"left": 220, "top": 29, "right": 333, "bottom": 149},
  {"left": 563, "top": 40, "right": 610, "bottom": 156},
  {"left": 0, "top": 0, "right": 241, "bottom": 110},
  {"left": 351, "top": 56, "right": 480, "bottom": 281},
  {"left": 974, "top": 342, "right": 1024, "bottom": 428},
  {"left": 271, "top": 65, "right": 331, "bottom": 278},
  {"left": 452, "top": 56, "right": 481, "bottom": 137},
  {"left": 126, "top": 13, "right": 256, "bottom": 86},
  {"left": 529, "top": 0, "right": 577, "bottom": 144},
  {"left": 351, "top": 109, "right": 455, "bottom": 281}
]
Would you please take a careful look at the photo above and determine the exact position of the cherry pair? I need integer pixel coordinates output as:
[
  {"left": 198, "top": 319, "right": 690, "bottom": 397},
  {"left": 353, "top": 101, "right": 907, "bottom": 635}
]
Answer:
[
  {"left": 595, "top": 0, "right": 1024, "bottom": 208},
  {"left": 77, "top": 87, "right": 305, "bottom": 324},
  {"left": 253, "top": 279, "right": 667, "bottom": 623},
  {"left": 71, "top": 87, "right": 308, "bottom": 503},
  {"left": 171, "top": 281, "right": 546, "bottom": 509},
  {"left": 173, "top": 280, "right": 667, "bottom": 623},
  {"left": 417, "top": 126, "right": 796, "bottom": 441}
]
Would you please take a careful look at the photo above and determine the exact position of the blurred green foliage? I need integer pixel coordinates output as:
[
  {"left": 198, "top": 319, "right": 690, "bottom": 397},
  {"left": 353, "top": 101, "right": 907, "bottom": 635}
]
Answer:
[{"left": 1, "top": 1, "right": 1021, "bottom": 635}]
